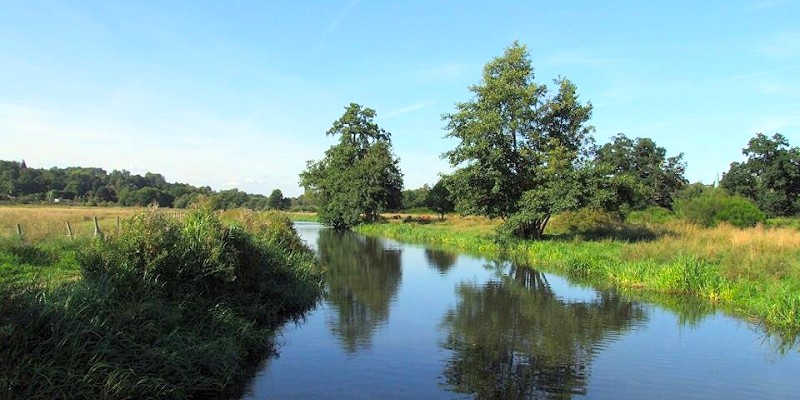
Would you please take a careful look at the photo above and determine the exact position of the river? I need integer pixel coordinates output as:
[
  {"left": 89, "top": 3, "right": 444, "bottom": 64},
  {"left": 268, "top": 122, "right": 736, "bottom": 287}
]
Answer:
[{"left": 242, "top": 222, "right": 800, "bottom": 399}]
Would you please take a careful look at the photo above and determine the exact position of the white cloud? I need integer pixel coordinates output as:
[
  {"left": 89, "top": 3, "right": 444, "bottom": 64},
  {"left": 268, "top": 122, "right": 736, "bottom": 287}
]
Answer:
[
  {"left": 747, "top": 0, "right": 797, "bottom": 10},
  {"left": 748, "top": 116, "right": 800, "bottom": 134},
  {"left": 538, "top": 49, "right": 622, "bottom": 68},
  {"left": 759, "top": 31, "right": 800, "bottom": 58},
  {"left": 413, "top": 62, "right": 469, "bottom": 82},
  {"left": 312, "top": 0, "right": 360, "bottom": 56},
  {"left": 326, "top": 0, "right": 360, "bottom": 33},
  {"left": 382, "top": 101, "right": 435, "bottom": 119}
]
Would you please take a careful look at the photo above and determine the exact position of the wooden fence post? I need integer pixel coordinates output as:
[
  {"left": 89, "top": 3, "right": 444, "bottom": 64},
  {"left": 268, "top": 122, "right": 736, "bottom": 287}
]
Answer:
[
  {"left": 93, "top": 217, "right": 103, "bottom": 239},
  {"left": 16, "top": 224, "right": 22, "bottom": 239},
  {"left": 116, "top": 216, "right": 121, "bottom": 232},
  {"left": 66, "top": 221, "right": 73, "bottom": 239}
]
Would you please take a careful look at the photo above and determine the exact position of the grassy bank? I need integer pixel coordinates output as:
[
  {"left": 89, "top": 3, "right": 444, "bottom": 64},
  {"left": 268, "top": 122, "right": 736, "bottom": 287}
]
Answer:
[
  {"left": 356, "top": 215, "right": 800, "bottom": 337},
  {"left": 0, "top": 209, "right": 324, "bottom": 399}
]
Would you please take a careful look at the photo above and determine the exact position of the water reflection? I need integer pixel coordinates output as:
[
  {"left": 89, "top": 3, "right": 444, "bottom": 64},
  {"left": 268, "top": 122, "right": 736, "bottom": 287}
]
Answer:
[
  {"left": 441, "top": 264, "right": 647, "bottom": 399},
  {"left": 317, "top": 229, "right": 402, "bottom": 353},
  {"left": 424, "top": 248, "right": 458, "bottom": 274}
]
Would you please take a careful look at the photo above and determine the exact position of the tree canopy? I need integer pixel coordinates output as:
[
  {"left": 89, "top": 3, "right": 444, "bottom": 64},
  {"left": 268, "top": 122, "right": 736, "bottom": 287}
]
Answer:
[
  {"left": 721, "top": 133, "right": 800, "bottom": 217},
  {"left": 442, "top": 42, "right": 595, "bottom": 239},
  {"left": 300, "top": 103, "right": 403, "bottom": 229},
  {"left": 426, "top": 178, "right": 455, "bottom": 219},
  {"left": 595, "top": 133, "right": 687, "bottom": 211}
]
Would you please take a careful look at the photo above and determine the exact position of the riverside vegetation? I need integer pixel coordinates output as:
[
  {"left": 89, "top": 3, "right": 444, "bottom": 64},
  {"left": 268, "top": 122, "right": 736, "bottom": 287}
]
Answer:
[
  {"left": 356, "top": 209, "right": 800, "bottom": 340},
  {"left": 0, "top": 207, "right": 324, "bottom": 399}
]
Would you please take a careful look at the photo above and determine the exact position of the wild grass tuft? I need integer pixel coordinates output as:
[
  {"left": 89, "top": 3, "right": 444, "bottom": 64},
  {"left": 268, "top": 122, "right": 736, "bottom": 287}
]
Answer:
[{"left": 1, "top": 208, "right": 323, "bottom": 399}]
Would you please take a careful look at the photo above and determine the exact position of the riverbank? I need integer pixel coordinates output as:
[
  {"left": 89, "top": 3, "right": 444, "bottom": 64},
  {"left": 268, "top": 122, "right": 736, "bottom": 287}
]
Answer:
[
  {"left": 356, "top": 216, "right": 800, "bottom": 337},
  {"left": 0, "top": 209, "right": 324, "bottom": 399}
]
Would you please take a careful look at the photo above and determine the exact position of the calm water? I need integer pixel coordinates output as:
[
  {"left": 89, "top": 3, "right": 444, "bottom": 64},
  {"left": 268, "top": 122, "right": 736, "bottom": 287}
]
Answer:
[{"left": 243, "top": 223, "right": 800, "bottom": 399}]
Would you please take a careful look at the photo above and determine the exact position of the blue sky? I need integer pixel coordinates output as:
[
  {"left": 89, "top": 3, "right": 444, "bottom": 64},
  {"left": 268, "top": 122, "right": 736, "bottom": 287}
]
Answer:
[{"left": 2, "top": 0, "right": 798, "bottom": 196}]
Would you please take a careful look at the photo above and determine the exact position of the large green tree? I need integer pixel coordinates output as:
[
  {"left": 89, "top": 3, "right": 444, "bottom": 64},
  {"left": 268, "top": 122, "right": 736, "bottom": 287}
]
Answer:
[
  {"left": 721, "top": 133, "right": 800, "bottom": 217},
  {"left": 442, "top": 42, "right": 595, "bottom": 239},
  {"left": 595, "top": 133, "right": 687, "bottom": 211},
  {"left": 300, "top": 103, "right": 403, "bottom": 229}
]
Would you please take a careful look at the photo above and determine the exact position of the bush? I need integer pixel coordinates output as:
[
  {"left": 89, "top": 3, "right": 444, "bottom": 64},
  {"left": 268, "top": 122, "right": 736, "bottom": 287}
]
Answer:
[
  {"left": 626, "top": 207, "right": 677, "bottom": 225},
  {"left": 545, "top": 208, "right": 658, "bottom": 242},
  {"left": 674, "top": 189, "right": 765, "bottom": 228},
  {"left": 2, "top": 208, "right": 323, "bottom": 399}
]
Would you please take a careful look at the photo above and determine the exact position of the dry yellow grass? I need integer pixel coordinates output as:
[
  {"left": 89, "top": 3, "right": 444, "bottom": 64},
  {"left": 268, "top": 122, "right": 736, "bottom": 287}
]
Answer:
[
  {"left": 0, "top": 206, "right": 184, "bottom": 241},
  {"left": 381, "top": 213, "right": 501, "bottom": 236},
  {"left": 623, "top": 222, "right": 800, "bottom": 281}
]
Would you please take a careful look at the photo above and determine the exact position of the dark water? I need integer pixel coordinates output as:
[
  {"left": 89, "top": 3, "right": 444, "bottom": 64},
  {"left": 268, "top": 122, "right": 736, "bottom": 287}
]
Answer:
[{"left": 243, "top": 223, "right": 800, "bottom": 399}]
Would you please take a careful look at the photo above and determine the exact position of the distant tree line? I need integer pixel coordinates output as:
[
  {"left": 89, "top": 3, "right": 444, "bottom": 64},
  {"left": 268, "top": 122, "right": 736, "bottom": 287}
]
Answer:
[{"left": 0, "top": 160, "right": 299, "bottom": 211}]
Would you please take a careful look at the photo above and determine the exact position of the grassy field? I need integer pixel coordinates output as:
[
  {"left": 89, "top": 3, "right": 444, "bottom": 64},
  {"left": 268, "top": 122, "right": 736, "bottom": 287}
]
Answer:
[
  {"left": 0, "top": 207, "right": 324, "bottom": 399},
  {"left": 0, "top": 205, "right": 181, "bottom": 242},
  {"left": 356, "top": 212, "right": 800, "bottom": 339}
]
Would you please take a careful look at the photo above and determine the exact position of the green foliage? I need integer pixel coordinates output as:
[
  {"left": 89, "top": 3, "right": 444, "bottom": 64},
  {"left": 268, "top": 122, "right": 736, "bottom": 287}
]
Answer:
[
  {"left": 267, "top": 189, "right": 290, "bottom": 210},
  {"left": 595, "top": 134, "right": 687, "bottom": 211},
  {"left": 545, "top": 208, "right": 658, "bottom": 242},
  {"left": 442, "top": 42, "right": 595, "bottom": 239},
  {"left": 625, "top": 206, "right": 677, "bottom": 225},
  {"left": 721, "top": 133, "right": 800, "bottom": 217},
  {"left": 766, "top": 217, "right": 800, "bottom": 230},
  {"left": 0, "top": 210, "right": 323, "bottom": 399},
  {"left": 401, "top": 185, "right": 430, "bottom": 210},
  {"left": 426, "top": 178, "right": 454, "bottom": 219},
  {"left": 300, "top": 103, "right": 403, "bottom": 229},
  {"left": 674, "top": 188, "right": 766, "bottom": 228}
]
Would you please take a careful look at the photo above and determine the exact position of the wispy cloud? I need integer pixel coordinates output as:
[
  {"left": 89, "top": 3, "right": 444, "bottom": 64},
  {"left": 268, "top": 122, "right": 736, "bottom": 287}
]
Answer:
[
  {"left": 413, "top": 62, "right": 470, "bottom": 83},
  {"left": 732, "top": 65, "right": 800, "bottom": 81},
  {"left": 747, "top": 0, "right": 797, "bottom": 10},
  {"left": 382, "top": 101, "right": 435, "bottom": 119},
  {"left": 538, "top": 49, "right": 622, "bottom": 68},
  {"left": 749, "top": 115, "right": 800, "bottom": 134},
  {"left": 759, "top": 31, "right": 800, "bottom": 58},
  {"left": 326, "top": 0, "right": 360, "bottom": 32},
  {"left": 0, "top": 102, "right": 319, "bottom": 196},
  {"left": 312, "top": 0, "right": 360, "bottom": 56}
]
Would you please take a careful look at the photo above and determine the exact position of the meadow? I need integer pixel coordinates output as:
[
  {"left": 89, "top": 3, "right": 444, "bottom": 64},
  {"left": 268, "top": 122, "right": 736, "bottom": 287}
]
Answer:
[
  {"left": 0, "top": 206, "right": 324, "bottom": 399},
  {"left": 357, "top": 210, "right": 800, "bottom": 338}
]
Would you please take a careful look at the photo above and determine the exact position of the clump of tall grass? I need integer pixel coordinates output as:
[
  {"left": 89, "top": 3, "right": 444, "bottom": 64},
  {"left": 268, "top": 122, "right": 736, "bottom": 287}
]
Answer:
[{"left": 1, "top": 208, "right": 323, "bottom": 399}]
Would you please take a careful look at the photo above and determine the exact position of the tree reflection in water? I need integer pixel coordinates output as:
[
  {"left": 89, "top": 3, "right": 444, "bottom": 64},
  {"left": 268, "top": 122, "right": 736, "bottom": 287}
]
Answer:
[
  {"left": 424, "top": 248, "right": 459, "bottom": 274},
  {"left": 441, "top": 263, "right": 647, "bottom": 399},
  {"left": 317, "top": 229, "right": 402, "bottom": 353}
]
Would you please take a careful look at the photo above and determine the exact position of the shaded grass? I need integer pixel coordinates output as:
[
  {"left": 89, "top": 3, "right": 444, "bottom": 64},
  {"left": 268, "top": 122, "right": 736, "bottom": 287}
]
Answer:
[
  {"left": 356, "top": 216, "right": 800, "bottom": 339},
  {"left": 1, "top": 209, "right": 324, "bottom": 399}
]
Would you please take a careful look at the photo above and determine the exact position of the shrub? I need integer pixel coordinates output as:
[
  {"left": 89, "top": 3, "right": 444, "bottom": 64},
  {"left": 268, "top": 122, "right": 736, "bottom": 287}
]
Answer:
[
  {"left": 626, "top": 207, "right": 676, "bottom": 225},
  {"left": 674, "top": 189, "right": 765, "bottom": 228},
  {"left": 2, "top": 208, "right": 323, "bottom": 399},
  {"left": 546, "top": 208, "right": 658, "bottom": 242}
]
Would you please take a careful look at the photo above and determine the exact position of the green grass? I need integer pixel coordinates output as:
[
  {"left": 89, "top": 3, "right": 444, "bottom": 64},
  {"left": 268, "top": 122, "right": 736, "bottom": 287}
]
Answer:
[
  {"left": 1, "top": 209, "right": 324, "bottom": 399},
  {"left": 356, "top": 218, "right": 800, "bottom": 341}
]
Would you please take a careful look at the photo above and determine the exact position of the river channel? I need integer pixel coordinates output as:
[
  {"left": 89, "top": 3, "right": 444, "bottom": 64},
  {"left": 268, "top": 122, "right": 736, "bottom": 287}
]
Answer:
[{"left": 243, "top": 222, "right": 800, "bottom": 399}]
